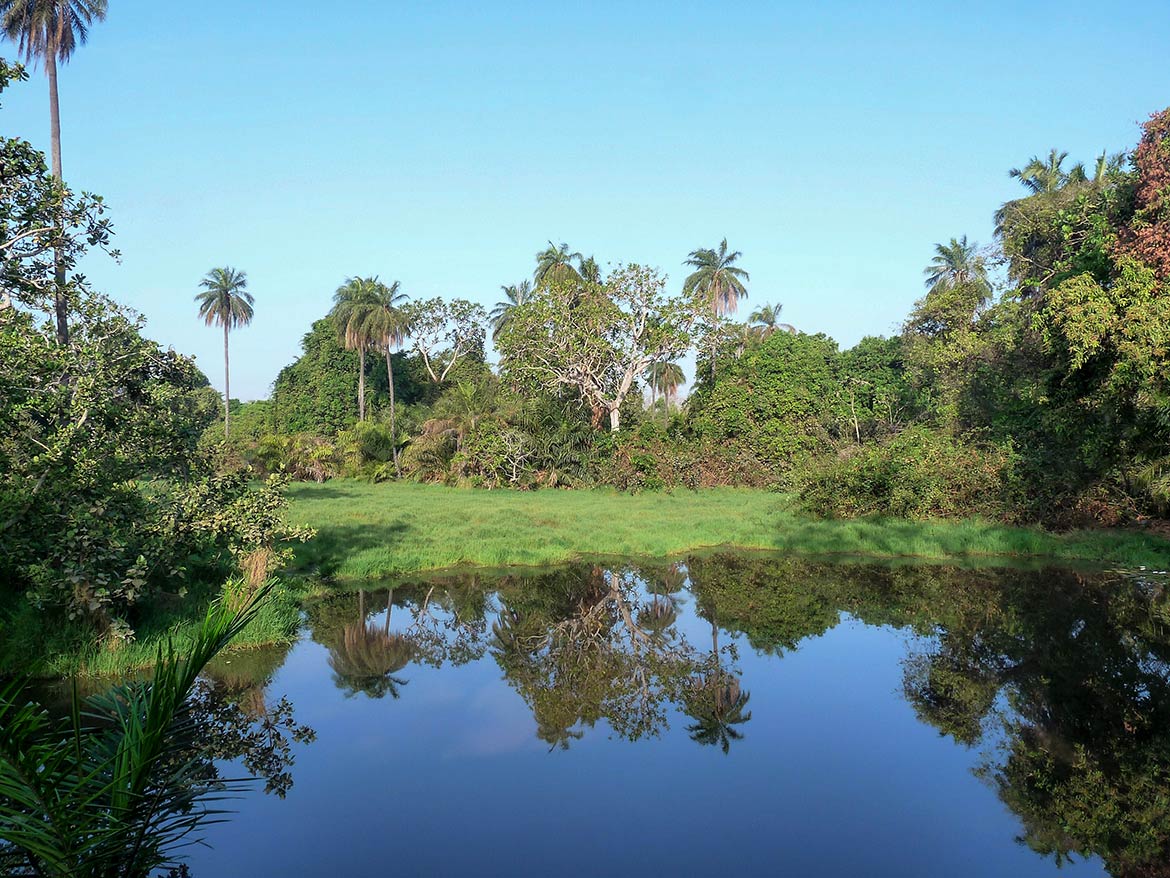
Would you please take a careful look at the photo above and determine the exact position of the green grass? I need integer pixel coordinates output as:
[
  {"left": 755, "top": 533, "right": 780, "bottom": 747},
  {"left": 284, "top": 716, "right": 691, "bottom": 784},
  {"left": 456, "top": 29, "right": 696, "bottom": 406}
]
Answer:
[
  {"left": 13, "top": 481, "right": 1169, "bottom": 678},
  {"left": 0, "top": 582, "right": 301, "bottom": 679},
  {"left": 287, "top": 480, "right": 1170, "bottom": 579}
]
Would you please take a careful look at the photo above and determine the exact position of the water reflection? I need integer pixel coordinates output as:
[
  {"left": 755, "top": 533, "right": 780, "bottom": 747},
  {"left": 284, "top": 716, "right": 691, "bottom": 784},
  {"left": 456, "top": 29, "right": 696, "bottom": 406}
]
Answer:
[{"left": 296, "top": 555, "right": 1170, "bottom": 876}]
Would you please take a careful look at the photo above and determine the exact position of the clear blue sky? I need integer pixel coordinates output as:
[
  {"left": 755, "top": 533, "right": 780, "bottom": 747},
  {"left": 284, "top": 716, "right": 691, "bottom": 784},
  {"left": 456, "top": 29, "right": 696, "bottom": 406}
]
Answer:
[{"left": 4, "top": 0, "right": 1169, "bottom": 399}]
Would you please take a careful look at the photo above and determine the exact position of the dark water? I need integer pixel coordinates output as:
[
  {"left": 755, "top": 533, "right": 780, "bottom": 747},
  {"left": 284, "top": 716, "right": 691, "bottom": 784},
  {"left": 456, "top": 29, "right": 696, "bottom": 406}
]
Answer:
[{"left": 173, "top": 556, "right": 1170, "bottom": 876}]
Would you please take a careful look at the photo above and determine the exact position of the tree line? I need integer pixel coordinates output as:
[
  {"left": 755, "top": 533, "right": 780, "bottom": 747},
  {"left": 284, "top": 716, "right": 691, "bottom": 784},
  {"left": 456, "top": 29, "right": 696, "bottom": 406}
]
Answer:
[{"left": 208, "top": 102, "right": 1170, "bottom": 529}]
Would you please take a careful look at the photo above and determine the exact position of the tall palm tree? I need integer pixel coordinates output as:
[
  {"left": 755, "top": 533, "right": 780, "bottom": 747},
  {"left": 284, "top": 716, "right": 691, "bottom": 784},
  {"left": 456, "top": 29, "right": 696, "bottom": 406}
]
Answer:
[
  {"left": 358, "top": 279, "right": 409, "bottom": 468},
  {"left": 195, "top": 267, "right": 254, "bottom": 440},
  {"left": 748, "top": 302, "right": 795, "bottom": 338},
  {"left": 578, "top": 254, "right": 602, "bottom": 284},
  {"left": 331, "top": 276, "right": 381, "bottom": 422},
  {"left": 1068, "top": 150, "right": 1126, "bottom": 186},
  {"left": 923, "top": 236, "right": 990, "bottom": 293},
  {"left": 1008, "top": 149, "right": 1072, "bottom": 195},
  {"left": 683, "top": 238, "right": 750, "bottom": 317},
  {"left": 534, "top": 241, "right": 583, "bottom": 288},
  {"left": 489, "top": 279, "right": 531, "bottom": 340},
  {"left": 658, "top": 362, "right": 684, "bottom": 412},
  {"left": 643, "top": 361, "right": 685, "bottom": 416},
  {"left": 1, "top": 0, "right": 107, "bottom": 344}
]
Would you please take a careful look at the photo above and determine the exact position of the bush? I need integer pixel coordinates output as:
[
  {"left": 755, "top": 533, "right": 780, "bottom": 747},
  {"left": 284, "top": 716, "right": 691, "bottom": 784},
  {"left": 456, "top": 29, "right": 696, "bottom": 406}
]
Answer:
[
  {"left": 798, "top": 427, "right": 1023, "bottom": 521},
  {"left": 599, "top": 433, "right": 776, "bottom": 492}
]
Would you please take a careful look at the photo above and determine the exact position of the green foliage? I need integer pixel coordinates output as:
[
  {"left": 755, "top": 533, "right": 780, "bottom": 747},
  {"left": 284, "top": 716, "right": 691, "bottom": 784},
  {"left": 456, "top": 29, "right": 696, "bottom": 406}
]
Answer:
[
  {"left": 498, "top": 263, "right": 704, "bottom": 432},
  {"left": 799, "top": 427, "right": 1022, "bottom": 521},
  {"left": 270, "top": 318, "right": 362, "bottom": 434},
  {"left": 835, "top": 335, "right": 921, "bottom": 441},
  {"left": 0, "top": 586, "right": 279, "bottom": 877},
  {"left": 688, "top": 331, "right": 842, "bottom": 467}
]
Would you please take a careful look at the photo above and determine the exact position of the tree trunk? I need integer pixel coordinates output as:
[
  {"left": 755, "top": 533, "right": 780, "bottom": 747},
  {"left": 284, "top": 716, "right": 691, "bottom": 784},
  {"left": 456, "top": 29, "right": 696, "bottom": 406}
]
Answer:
[
  {"left": 47, "top": 53, "right": 69, "bottom": 345},
  {"left": 609, "top": 407, "right": 620, "bottom": 433},
  {"left": 358, "top": 345, "right": 366, "bottom": 422},
  {"left": 384, "top": 589, "right": 394, "bottom": 634},
  {"left": 386, "top": 348, "right": 399, "bottom": 477},
  {"left": 223, "top": 322, "right": 231, "bottom": 440}
]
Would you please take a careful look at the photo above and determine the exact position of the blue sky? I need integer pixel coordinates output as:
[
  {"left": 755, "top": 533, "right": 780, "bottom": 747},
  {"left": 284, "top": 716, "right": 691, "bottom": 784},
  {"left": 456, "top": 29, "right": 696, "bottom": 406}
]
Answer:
[{"left": 4, "top": 0, "right": 1169, "bottom": 399}]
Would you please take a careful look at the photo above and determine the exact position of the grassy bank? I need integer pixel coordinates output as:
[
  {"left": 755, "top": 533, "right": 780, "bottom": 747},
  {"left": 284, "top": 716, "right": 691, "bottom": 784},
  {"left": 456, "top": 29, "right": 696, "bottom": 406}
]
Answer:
[
  {"left": 12, "top": 481, "right": 1170, "bottom": 678},
  {"left": 0, "top": 582, "right": 302, "bottom": 679},
  {"left": 287, "top": 480, "right": 1170, "bottom": 578}
]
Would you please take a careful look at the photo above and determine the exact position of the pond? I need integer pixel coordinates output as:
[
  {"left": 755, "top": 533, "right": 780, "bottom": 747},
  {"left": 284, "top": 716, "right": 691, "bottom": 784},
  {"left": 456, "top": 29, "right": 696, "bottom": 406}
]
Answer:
[{"left": 85, "top": 555, "right": 1170, "bottom": 875}]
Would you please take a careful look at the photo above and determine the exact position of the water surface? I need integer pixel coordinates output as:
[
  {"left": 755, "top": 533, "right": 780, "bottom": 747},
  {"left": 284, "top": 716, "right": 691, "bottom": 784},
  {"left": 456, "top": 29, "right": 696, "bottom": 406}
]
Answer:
[{"left": 177, "top": 555, "right": 1170, "bottom": 876}]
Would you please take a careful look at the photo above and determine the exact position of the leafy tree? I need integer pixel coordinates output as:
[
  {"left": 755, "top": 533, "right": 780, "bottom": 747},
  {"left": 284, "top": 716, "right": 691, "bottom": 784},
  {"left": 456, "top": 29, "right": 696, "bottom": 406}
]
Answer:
[
  {"left": 0, "top": 0, "right": 107, "bottom": 343},
  {"left": 835, "top": 335, "right": 918, "bottom": 442},
  {"left": 682, "top": 238, "right": 749, "bottom": 317},
  {"left": 195, "top": 266, "right": 254, "bottom": 439},
  {"left": 499, "top": 264, "right": 705, "bottom": 432},
  {"left": 271, "top": 318, "right": 360, "bottom": 434},
  {"left": 688, "top": 330, "right": 842, "bottom": 465},
  {"left": 1118, "top": 108, "right": 1170, "bottom": 280},
  {"left": 0, "top": 56, "right": 115, "bottom": 333},
  {"left": 405, "top": 296, "right": 487, "bottom": 383}
]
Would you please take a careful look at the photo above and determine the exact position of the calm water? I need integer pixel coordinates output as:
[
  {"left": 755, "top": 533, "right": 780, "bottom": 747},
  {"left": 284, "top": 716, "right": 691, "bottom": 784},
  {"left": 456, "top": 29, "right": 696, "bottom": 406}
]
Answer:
[{"left": 166, "top": 556, "right": 1169, "bottom": 876}]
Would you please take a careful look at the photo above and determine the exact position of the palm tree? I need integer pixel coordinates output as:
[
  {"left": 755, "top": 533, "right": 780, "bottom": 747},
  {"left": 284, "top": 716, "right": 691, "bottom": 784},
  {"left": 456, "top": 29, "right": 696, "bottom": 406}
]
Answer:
[
  {"left": 331, "top": 276, "right": 381, "bottom": 422},
  {"left": 658, "top": 362, "right": 684, "bottom": 412},
  {"left": 1, "top": 0, "right": 107, "bottom": 344},
  {"left": 748, "top": 302, "right": 795, "bottom": 338},
  {"left": 578, "top": 255, "right": 602, "bottom": 284},
  {"left": 682, "top": 608, "right": 752, "bottom": 753},
  {"left": 489, "top": 279, "right": 531, "bottom": 340},
  {"left": 683, "top": 238, "right": 750, "bottom": 317},
  {"left": 534, "top": 241, "right": 583, "bottom": 288},
  {"left": 922, "top": 236, "right": 990, "bottom": 293},
  {"left": 358, "top": 279, "right": 409, "bottom": 469},
  {"left": 643, "top": 361, "right": 684, "bottom": 415},
  {"left": 1008, "top": 149, "right": 1073, "bottom": 195},
  {"left": 195, "top": 267, "right": 254, "bottom": 440},
  {"left": 1068, "top": 150, "right": 1126, "bottom": 186}
]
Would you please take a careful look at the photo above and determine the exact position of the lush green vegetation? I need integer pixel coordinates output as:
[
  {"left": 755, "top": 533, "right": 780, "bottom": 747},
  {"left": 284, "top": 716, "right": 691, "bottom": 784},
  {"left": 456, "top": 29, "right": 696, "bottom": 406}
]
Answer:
[
  {"left": 199, "top": 106, "right": 1170, "bottom": 538},
  {"left": 0, "top": 58, "right": 309, "bottom": 670},
  {"left": 0, "top": 586, "right": 312, "bottom": 878},
  {"left": 286, "top": 481, "right": 1170, "bottom": 580},
  {"left": 3, "top": 2, "right": 1170, "bottom": 695}
]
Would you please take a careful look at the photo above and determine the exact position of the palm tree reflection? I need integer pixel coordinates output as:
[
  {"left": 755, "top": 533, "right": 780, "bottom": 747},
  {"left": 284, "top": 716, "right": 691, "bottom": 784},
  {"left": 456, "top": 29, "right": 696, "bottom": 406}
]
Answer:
[
  {"left": 683, "top": 670, "right": 752, "bottom": 754},
  {"left": 329, "top": 589, "right": 415, "bottom": 699}
]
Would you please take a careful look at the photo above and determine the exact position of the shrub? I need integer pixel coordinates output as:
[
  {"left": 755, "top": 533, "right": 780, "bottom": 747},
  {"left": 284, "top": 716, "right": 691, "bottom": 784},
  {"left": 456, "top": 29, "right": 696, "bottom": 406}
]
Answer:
[
  {"left": 798, "top": 427, "right": 1023, "bottom": 521},
  {"left": 599, "top": 434, "right": 776, "bottom": 492}
]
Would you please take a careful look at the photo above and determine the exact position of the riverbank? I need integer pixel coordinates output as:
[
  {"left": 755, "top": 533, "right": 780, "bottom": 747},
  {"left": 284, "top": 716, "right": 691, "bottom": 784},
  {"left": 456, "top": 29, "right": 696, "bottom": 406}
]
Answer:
[
  {"left": 9, "top": 481, "right": 1170, "bottom": 677},
  {"left": 287, "top": 480, "right": 1170, "bottom": 578}
]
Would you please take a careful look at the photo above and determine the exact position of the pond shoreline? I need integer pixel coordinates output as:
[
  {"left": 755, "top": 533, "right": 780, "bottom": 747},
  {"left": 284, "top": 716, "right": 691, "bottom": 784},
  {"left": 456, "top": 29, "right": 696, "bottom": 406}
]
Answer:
[{"left": 8, "top": 481, "right": 1170, "bottom": 679}]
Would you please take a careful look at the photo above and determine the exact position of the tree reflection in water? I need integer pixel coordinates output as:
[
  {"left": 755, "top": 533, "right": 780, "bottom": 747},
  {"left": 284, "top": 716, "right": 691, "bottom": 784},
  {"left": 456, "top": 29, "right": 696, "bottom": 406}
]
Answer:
[
  {"left": 303, "top": 554, "right": 1170, "bottom": 877},
  {"left": 327, "top": 589, "right": 415, "bottom": 699}
]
